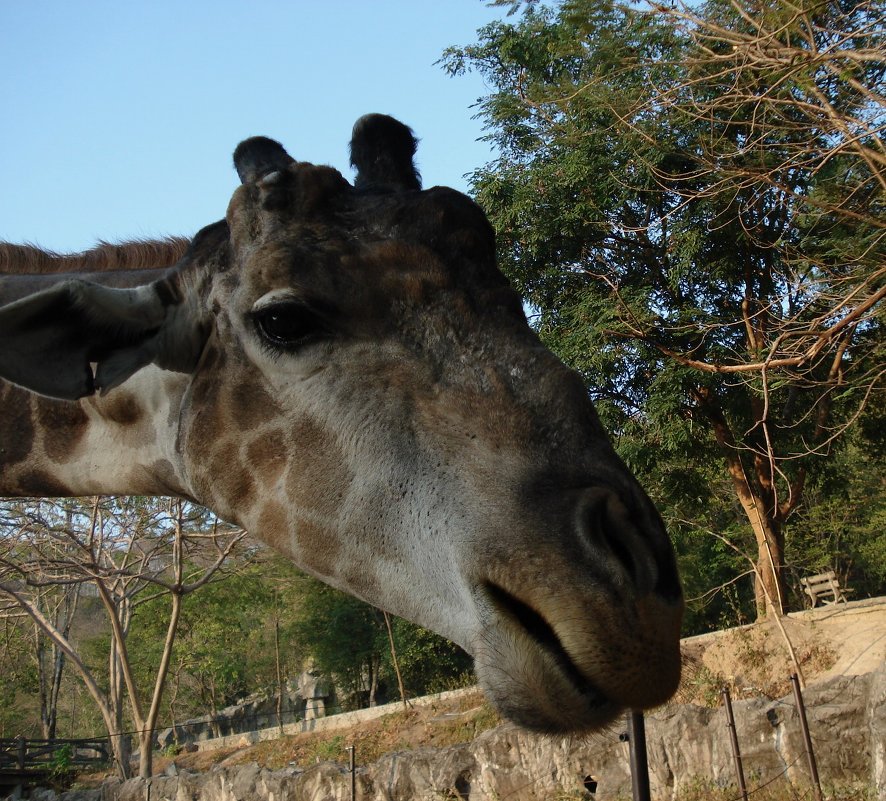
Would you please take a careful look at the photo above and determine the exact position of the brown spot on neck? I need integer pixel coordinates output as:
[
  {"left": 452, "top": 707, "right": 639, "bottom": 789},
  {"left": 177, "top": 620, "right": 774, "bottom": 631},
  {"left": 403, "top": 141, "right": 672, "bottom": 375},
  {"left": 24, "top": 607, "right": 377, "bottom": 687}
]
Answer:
[
  {"left": 10, "top": 468, "right": 72, "bottom": 496},
  {"left": 149, "top": 459, "right": 190, "bottom": 497},
  {"left": 36, "top": 399, "right": 90, "bottom": 462},
  {"left": 256, "top": 501, "right": 290, "bottom": 552},
  {"left": 246, "top": 429, "right": 288, "bottom": 483},
  {"left": 209, "top": 448, "right": 257, "bottom": 510},
  {"left": 293, "top": 518, "right": 342, "bottom": 578},
  {"left": 285, "top": 420, "right": 352, "bottom": 514},
  {"left": 0, "top": 384, "right": 36, "bottom": 468},
  {"left": 230, "top": 379, "right": 281, "bottom": 430},
  {"left": 93, "top": 391, "right": 144, "bottom": 426}
]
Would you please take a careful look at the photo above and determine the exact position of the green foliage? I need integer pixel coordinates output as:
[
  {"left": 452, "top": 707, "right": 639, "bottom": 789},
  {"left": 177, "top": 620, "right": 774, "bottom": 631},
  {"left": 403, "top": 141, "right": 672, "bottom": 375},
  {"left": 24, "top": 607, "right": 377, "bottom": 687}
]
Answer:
[
  {"left": 783, "top": 436, "right": 886, "bottom": 604},
  {"left": 290, "top": 573, "right": 472, "bottom": 708},
  {"left": 381, "top": 616, "right": 473, "bottom": 695},
  {"left": 127, "top": 555, "right": 306, "bottom": 719},
  {"left": 290, "top": 574, "right": 384, "bottom": 708},
  {"left": 160, "top": 742, "right": 181, "bottom": 758},
  {"left": 308, "top": 733, "right": 346, "bottom": 762},
  {"left": 0, "top": 617, "right": 40, "bottom": 737},
  {"left": 48, "top": 742, "right": 73, "bottom": 778}
]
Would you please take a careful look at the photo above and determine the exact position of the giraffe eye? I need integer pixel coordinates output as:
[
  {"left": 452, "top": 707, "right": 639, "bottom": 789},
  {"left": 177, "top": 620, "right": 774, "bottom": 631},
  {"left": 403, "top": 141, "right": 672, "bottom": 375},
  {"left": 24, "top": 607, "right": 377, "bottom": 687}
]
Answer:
[{"left": 252, "top": 301, "right": 329, "bottom": 351}]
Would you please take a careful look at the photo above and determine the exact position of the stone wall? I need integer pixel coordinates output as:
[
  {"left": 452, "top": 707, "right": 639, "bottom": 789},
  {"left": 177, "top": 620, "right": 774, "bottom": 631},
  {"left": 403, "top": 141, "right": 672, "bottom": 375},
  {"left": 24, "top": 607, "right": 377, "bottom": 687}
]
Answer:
[
  {"left": 154, "top": 669, "right": 331, "bottom": 750},
  {"left": 192, "top": 687, "right": 478, "bottom": 752},
  {"left": 26, "top": 663, "right": 885, "bottom": 801}
]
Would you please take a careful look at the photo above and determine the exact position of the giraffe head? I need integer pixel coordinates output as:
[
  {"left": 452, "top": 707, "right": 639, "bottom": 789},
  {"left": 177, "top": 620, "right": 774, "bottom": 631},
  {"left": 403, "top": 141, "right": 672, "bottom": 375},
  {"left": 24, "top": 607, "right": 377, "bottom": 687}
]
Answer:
[{"left": 0, "top": 115, "right": 682, "bottom": 732}]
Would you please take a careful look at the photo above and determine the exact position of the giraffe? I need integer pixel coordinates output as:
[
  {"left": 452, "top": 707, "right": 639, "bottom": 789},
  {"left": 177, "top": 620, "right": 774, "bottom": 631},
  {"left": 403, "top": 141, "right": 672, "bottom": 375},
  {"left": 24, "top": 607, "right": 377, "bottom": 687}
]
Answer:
[{"left": 0, "top": 114, "right": 683, "bottom": 733}]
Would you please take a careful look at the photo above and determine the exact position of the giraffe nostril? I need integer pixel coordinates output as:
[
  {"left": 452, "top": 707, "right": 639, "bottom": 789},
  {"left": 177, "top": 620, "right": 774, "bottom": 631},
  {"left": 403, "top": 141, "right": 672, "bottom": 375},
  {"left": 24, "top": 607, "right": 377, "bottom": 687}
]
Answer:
[
  {"left": 576, "top": 487, "right": 646, "bottom": 590},
  {"left": 601, "top": 523, "right": 637, "bottom": 583}
]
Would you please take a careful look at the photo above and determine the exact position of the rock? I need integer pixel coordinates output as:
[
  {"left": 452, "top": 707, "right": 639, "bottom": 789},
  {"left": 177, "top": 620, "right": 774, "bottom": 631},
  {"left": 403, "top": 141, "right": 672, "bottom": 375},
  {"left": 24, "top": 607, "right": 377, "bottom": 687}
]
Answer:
[
  {"left": 155, "top": 681, "right": 311, "bottom": 750},
  {"left": 870, "top": 664, "right": 886, "bottom": 800},
  {"left": 24, "top": 663, "right": 885, "bottom": 801}
]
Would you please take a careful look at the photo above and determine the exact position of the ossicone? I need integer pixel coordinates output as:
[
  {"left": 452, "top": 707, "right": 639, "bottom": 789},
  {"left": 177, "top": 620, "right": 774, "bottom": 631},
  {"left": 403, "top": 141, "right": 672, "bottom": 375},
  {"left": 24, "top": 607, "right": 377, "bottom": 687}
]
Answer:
[
  {"left": 233, "top": 136, "right": 295, "bottom": 184},
  {"left": 350, "top": 113, "right": 421, "bottom": 193}
]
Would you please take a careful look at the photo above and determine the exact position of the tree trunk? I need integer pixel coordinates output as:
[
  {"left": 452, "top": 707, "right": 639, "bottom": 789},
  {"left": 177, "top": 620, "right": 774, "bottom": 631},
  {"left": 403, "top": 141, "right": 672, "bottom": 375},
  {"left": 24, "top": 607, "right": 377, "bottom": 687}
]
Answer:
[
  {"left": 368, "top": 658, "right": 378, "bottom": 707},
  {"left": 208, "top": 679, "right": 221, "bottom": 738},
  {"left": 138, "top": 732, "right": 152, "bottom": 779},
  {"left": 726, "top": 476, "right": 786, "bottom": 617},
  {"left": 750, "top": 508, "right": 786, "bottom": 617},
  {"left": 702, "top": 394, "right": 787, "bottom": 617},
  {"left": 111, "top": 732, "right": 131, "bottom": 780},
  {"left": 384, "top": 611, "right": 409, "bottom": 710},
  {"left": 274, "top": 615, "right": 285, "bottom": 732},
  {"left": 35, "top": 629, "right": 53, "bottom": 739},
  {"left": 45, "top": 645, "right": 63, "bottom": 739},
  {"left": 35, "top": 546, "right": 79, "bottom": 739}
]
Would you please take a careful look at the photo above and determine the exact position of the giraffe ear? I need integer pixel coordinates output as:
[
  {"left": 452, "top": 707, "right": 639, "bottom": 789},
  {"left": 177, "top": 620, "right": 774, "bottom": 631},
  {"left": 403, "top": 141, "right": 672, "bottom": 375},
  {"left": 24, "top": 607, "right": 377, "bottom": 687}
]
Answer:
[{"left": 0, "top": 277, "right": 207, "bottom": 400}]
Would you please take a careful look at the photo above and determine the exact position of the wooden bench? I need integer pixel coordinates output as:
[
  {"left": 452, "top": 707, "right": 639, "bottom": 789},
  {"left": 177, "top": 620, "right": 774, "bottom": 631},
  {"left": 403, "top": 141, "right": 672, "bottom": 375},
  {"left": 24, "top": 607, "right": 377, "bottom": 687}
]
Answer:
[{"left": 800, "top": 570, "right": 851, "bottom": 608}]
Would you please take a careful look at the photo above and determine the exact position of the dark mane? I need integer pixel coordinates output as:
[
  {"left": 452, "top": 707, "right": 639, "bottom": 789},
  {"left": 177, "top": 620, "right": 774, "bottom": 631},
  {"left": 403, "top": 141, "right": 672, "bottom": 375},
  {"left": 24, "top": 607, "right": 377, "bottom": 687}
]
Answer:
[{"left": 0, "top": 237, "right": 190, "bottom": 275}]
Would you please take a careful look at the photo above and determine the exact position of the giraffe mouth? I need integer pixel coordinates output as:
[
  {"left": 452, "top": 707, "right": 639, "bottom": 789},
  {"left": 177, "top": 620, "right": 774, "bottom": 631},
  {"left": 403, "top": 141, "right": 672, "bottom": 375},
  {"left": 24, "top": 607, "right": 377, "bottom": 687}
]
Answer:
[
  {"left": 484, "top": 582, "right": 597, "bottom": 691},
  {"left": 478, "top": 581, "right": 620, "bottom": 732}
]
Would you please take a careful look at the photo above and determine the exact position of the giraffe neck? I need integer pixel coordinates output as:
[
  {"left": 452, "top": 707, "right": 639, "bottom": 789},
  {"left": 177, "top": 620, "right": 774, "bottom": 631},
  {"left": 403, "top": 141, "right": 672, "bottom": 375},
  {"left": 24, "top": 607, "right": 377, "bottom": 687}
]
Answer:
[
  {"left": 0, "top": 240, "right": 197, "bottom": 499},
  {"left": 0, "top": 368, "right": 193, "bottom": 499}
]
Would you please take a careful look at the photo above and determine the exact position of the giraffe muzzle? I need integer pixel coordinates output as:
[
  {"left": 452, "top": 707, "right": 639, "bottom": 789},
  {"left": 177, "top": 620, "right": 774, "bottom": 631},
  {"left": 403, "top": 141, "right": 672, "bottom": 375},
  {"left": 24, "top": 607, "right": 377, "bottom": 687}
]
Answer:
[{"left": 465, "top": 484, "right": 683, "bottom": 732}]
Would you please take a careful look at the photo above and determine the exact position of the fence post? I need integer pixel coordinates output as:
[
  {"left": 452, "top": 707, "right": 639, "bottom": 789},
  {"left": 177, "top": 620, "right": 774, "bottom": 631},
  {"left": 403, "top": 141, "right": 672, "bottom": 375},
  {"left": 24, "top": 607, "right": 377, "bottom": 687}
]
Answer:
[
  {"left": 790, "top": 673, "right": 823, "bottom": 801},
  {"left": 15, "top": 735, "right": 25, "bottom": 771},
  {"left": 721, "top": 687, "right": 749, "bottom": 801},
  {"left": 13, "top": 735, "right": 26, "bottom": 801},
  {"left": 346, "top": 744, "right": 356, "bottom": 801},
  {"left": 627, "top": 711, "right": 651, "bottom": 801}
]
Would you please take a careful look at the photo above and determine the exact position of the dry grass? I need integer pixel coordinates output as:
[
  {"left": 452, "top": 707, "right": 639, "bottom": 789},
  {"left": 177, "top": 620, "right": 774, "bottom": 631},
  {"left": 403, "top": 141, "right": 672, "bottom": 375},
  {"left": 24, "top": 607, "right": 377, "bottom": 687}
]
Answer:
[
  {"left": 674, "top": 776, "right": 874, "bottom": 801},
  {"left": 678, "top": 617, "right": 838, "bottom": 707},
  {"left": 552, "top": 777, "right": 875, "bottom": 801},
  {"left": 156, "top": 691, "right": 500, "bottom": 774}
]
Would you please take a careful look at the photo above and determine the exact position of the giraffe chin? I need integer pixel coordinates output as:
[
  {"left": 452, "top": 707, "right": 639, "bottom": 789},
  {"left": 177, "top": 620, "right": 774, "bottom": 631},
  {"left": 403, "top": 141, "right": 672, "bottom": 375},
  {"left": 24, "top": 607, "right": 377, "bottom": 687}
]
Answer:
[{"left": 472, "top": 620, "right": 623, "bottom": 734}]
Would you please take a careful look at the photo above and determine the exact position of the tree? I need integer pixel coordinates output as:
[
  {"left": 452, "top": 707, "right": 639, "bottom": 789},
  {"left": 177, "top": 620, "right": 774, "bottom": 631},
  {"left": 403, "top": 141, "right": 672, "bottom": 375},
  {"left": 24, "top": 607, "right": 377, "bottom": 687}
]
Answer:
[
  {"left": 444, "top": 0, "right": 884, "bottom": 617},
  {"left": 31, "top": 564, "right": 79, "bottom": 740},
  {"left": 291, "top": 574, "right": 473, "bottom": 709},
  {"left": 0, "top": 610, "right": 39, "bottom": 737},
  {"left": 128, "top": 552, "right": 306, "bottom": 738},
  {"left": 0, "top": 497, "right": 245, "bottom": 777},
  {"left": 290, "top": 576, "right": 388, "bottom": 709},
  {"left": 380, "top": 615, "right": 473, "bottom": 696},
  {"left": 783, "top": 429, "right": 886, "bottom": 600},
  {"left": 0, "top": 507, "right": 82, "bottom": 740}
]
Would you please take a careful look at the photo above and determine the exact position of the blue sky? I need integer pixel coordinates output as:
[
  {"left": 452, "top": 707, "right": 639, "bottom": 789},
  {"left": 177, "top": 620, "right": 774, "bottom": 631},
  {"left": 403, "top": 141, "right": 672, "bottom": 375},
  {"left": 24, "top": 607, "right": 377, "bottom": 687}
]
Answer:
[{"left": 1, "top": 2, "right": 507, "bottom": 252}]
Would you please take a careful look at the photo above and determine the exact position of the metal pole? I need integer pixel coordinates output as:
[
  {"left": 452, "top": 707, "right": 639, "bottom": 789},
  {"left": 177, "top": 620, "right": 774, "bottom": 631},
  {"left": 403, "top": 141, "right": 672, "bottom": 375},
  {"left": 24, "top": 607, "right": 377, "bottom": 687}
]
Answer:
[
  {"left": 721, "top": 687, "right": 749, "bottom": 801},
  {"left": 790, "top": 673, "right": 823, "bottom": 801},
  {"left": 627, "top": 711, "right": 651, "bottom": 801},
  {"left": 346, "top": 744, "right": 356, "bottom": 801}
]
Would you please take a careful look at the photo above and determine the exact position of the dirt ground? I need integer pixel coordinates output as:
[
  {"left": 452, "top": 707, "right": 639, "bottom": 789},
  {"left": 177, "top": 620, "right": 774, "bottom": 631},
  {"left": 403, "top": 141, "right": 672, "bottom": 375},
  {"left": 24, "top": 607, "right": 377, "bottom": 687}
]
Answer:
[
  {"left": 679, "top": 596, "right": 886, "bottom": 705},
  {"left": 144, "top": 597, "right": 885, "bottom": 778}
]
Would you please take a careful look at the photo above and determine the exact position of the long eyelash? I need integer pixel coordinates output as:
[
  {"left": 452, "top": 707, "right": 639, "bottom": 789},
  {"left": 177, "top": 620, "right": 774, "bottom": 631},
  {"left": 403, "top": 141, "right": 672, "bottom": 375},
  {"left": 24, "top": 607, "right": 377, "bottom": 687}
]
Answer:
[{"left": 257, "top": 339, "right": 288, "bottom": 360}]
